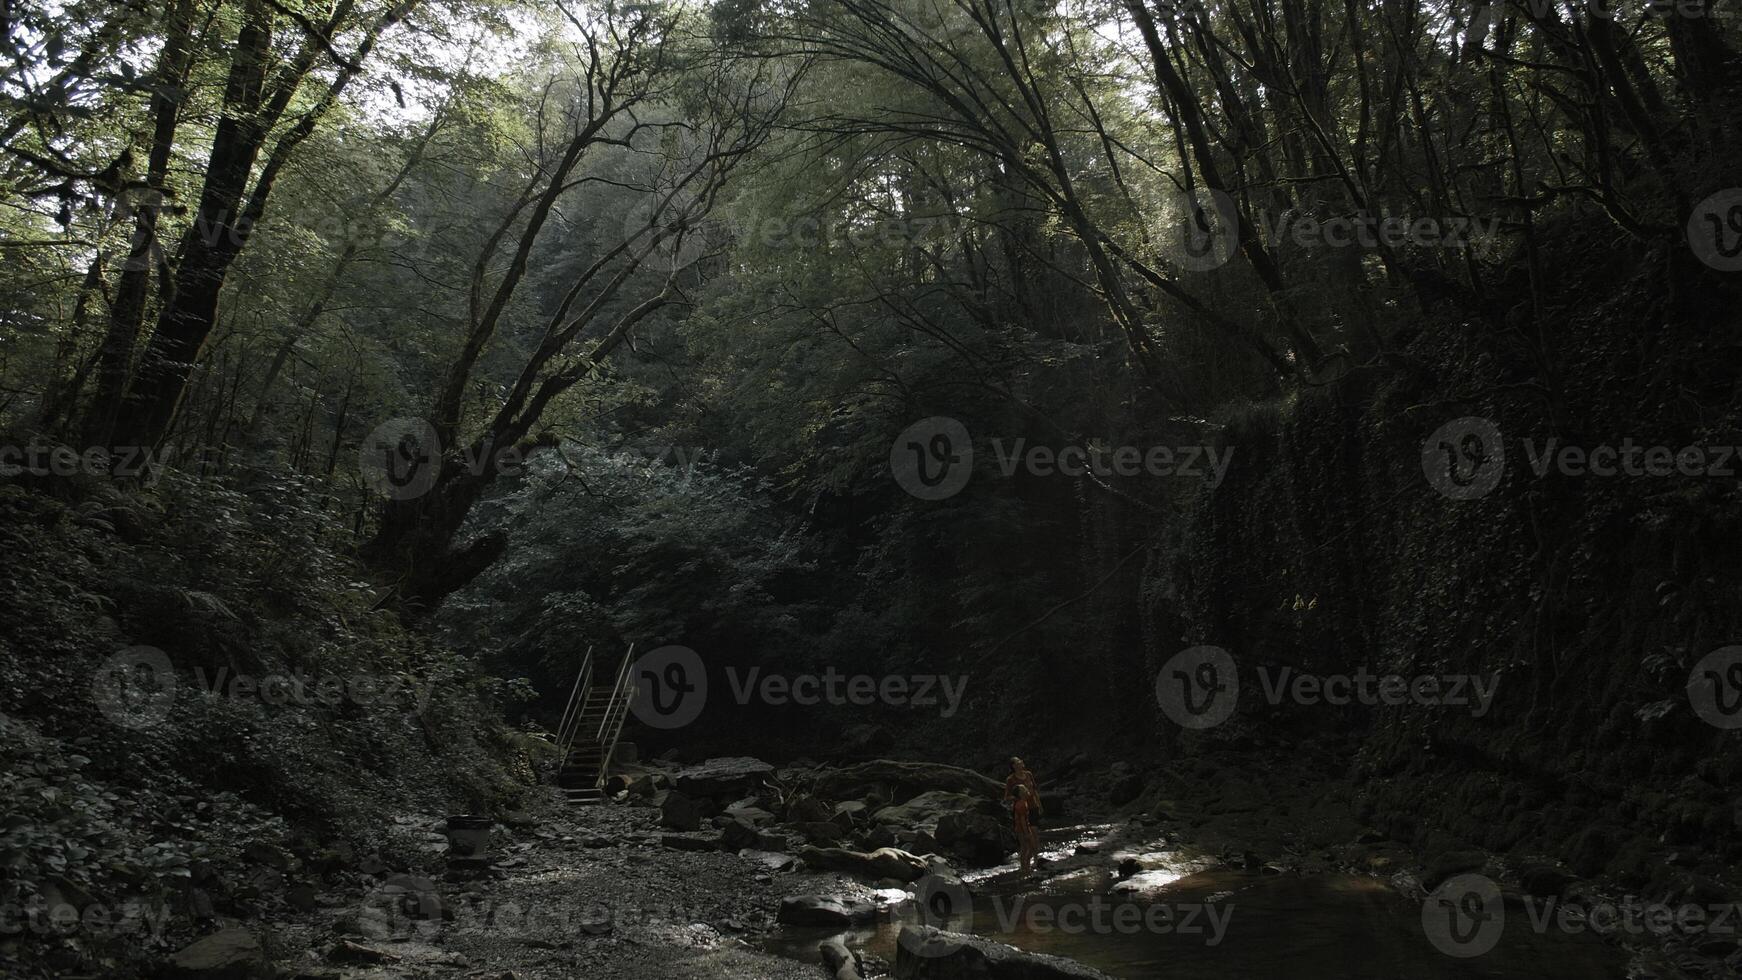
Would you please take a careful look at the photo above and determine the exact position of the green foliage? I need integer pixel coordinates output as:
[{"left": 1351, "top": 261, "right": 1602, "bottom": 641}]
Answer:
[{"left": 0, "top": 474, "right": 526, "bottom": 927}]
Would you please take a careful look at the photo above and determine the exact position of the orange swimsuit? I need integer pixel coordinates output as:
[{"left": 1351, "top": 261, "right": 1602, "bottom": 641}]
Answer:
[{"left": 1012, "top": 796, "right": 1033, "bottom": 836}]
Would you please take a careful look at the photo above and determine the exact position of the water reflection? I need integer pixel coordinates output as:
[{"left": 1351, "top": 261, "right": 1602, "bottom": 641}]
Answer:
[{"left": 759, "top": 825, "right": 1626, "bottom": 979}]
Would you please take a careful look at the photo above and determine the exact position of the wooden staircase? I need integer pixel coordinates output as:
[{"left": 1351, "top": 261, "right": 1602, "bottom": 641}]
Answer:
[{"left": 553, "top": 646, "right": 638, "bottom": 805}]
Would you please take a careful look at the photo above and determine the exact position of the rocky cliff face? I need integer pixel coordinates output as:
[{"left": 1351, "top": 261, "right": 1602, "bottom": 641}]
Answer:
[{"left": 1142, "top": 231, "right": 1742, "bottom": 891}]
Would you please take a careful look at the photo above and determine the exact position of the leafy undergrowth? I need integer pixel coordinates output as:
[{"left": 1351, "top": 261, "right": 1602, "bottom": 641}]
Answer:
[{"left": 0, "top": 473, "right": 536, "bottom": 976}]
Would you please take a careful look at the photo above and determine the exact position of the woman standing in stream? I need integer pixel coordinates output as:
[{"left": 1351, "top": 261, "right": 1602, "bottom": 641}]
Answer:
[{"left": 1004, "top": 757, "right": 1044, "bottom": 874}]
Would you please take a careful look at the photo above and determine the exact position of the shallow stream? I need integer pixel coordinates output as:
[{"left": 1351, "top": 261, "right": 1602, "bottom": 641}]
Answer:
[{"left": 759, "top": 824, "right": 1625, "bottom": 978}]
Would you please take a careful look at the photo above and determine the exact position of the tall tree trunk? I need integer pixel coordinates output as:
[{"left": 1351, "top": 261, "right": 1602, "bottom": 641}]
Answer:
[
  {"left": 112, "top": 0, "right": 274, "bottom": 448},
  {"left": 81, "top": 0, "right": 196, "bottom": 446},
  {"left": 115, "top": 0, "right": 419, "bottom": 449}
]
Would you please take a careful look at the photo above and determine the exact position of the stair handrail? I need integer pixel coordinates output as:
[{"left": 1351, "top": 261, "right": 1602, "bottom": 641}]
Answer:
[
  {"left": 593, "top": 643, "right": 638, "bottom": 789},
  {"left": 553, "top": 646, "right": 594, "bottom": 768}
]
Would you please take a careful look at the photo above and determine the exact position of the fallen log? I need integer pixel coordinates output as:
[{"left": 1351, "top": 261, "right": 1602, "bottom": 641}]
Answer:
[{"left": 798, "top": 845, "right": 929, "bottom": 882}]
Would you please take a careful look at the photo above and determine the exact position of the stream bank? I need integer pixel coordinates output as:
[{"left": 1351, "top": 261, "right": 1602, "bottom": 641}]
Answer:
[{"left": 35, "top": 752, "right": 1726, "bottom": 980}]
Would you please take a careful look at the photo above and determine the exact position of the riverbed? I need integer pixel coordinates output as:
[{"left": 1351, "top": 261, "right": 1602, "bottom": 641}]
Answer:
[{"left": 760, "top": 823, "right": 1626, "bottom": 978}]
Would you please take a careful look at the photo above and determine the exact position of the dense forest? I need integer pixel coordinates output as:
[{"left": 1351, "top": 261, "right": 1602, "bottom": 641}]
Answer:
[{"left": 1, "top": 0, "right": 1739, "bottom": 976}]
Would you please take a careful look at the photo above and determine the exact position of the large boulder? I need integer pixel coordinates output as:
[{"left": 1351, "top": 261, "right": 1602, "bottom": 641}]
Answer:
[
  {"left": 777, "top": 895, "right": 878, "bottom": 927},
  {"left": 894, "top": 926, "right": 1114, "bottom": 979},
  {"left": 660, "top": 791, "right": 702, "bottom": 831},
  {"left": 721, "top": 817, "right": 788, "bottom": 852},
  {"left": 740, "top": 849, "right": 800, "bottom": 872},
  {"left": 785, "top": 794, "right": 832, "bottom": 824},
  {"left": 831, "top": 801, "right": 869, "bottom": 828},
  {"left": 1106, "top": 762, "right": 1143, "bottom": 806},
  {"left": 675, "top": 757, "right": 775, "bottom": 797},
  {"left": 814, "top": 761, "right": 1003, "bottom": 803},
  {"left": 723, "top": 802, "right": 778, "bottom": 827},
  {"left": 872, "top": 791, "right": 996, "bottom": 831},
  {"left": 166, "top": 928, "right": 264, "bottom": 979},
  {"left": 627, "top": 772, "right": 667, "bottom": 799},
  {"left": 799, "top": 846, "right": 929, "bottom": 882},
  {"left": 936, "top": 810, "right": 1017, "bottom": 867}
]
